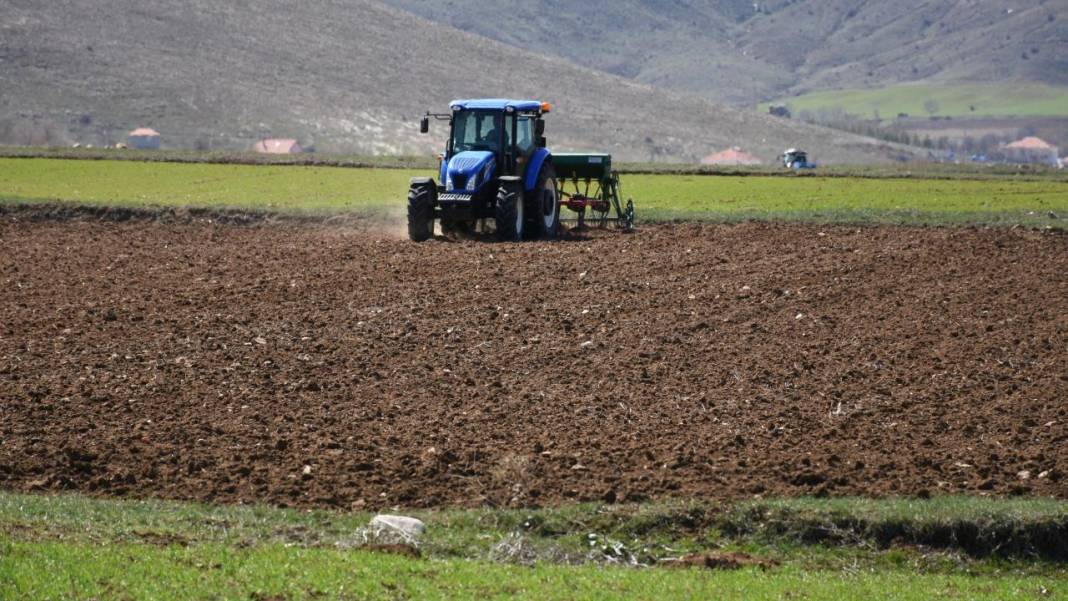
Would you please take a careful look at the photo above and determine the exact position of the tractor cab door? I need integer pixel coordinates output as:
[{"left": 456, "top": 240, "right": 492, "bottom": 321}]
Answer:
[
  {"left": 508, "top": 114, "right": 537, "bottom": 176},
  {"left": 514, "top": 116, "right": 535, "bottom": 157}
]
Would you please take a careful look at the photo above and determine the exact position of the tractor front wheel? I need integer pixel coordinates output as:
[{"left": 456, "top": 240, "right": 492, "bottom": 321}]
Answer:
[
  {"left": 407, "top": 180, "right": 435, "bottom": 241},
  {"left": 495, "top": 178, "right": 524, "bottom": 242}
]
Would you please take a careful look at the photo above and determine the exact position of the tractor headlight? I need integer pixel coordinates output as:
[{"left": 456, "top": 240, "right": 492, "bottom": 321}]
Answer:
[
  {"left": 465, "top": 173, "right": 479, "bottom": 191},
  {"left": 446, "top": 174, "right": 454, "bottom": 190}
]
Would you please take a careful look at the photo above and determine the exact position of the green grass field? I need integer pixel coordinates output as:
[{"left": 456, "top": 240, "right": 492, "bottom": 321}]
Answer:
[
  {"left": 2, "top": 492, "right": 1065, "bottom": 600},
  {"left": 761, "top": 82, "right": 1068, "bottom": 119},
  {"left": 2, "top": 158, "right": 1066, "bottom": 227}
]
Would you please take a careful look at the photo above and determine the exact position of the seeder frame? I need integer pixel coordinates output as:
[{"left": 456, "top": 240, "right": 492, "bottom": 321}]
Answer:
[{"left": 553, "top": 153, "right": 635, "bottom": 231}]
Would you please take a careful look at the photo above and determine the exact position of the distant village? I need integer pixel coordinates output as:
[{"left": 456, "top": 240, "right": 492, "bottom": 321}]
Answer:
[
  {"left": 71, "top": 127, "right": 308, "bottom": 156},
  {"left": 767, "top": 105, "right": 1066, "bottom": 168},
  {"left": 4, "top": 114, "right": 1063, "bottom": 168},
  {"left": 75, "top": 124, "right": 1060, "bottom": 169}
]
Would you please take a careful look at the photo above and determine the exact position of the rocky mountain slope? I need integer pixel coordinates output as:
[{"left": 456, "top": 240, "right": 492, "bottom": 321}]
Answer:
[
  {"left": 0, "top": 0, "right": 913, "bottom": 162},
  {"left": 382, "top": 0, "right": 1068, "bottom": 104}
]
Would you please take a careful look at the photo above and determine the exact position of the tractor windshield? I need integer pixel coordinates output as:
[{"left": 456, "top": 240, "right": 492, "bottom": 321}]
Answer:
[{"left": 451, "top": 111, "right": 510, "bottom": 154}]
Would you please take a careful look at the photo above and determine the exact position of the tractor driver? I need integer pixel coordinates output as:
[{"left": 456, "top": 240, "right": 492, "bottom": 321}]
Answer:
[{"left": 478, "top": 114, "right": 505, "bottom": 152}]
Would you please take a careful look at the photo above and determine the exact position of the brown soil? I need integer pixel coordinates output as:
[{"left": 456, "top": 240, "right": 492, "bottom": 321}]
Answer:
[
  {"left": 665, "top": 551, "right": 777, "bottom": 570},
  {"left": 1, "top": 215, "right": 1065, "bottom": 509}
]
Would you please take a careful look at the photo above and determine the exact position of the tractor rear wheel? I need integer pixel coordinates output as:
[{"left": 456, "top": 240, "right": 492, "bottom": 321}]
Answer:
[
  {"left": 407, "top": 180, "right": 435, "bottom": 241},
  {"left": 527, "top": 164, "right": 560, "bottom": 239},
  {"left": 495, "top": 178, "right": 524, "bottom": 242}
]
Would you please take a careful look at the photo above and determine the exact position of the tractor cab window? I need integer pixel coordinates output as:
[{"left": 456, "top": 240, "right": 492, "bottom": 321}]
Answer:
[
  {"left": 451, "top": 111, "right": 507, "bottom": 154},
  {"left": 515, "top": 116, "right": 534, "bottom": 154}
]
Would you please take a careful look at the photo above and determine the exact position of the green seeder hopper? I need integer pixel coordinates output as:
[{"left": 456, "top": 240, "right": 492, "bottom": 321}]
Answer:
[{"left": 553, "top": 153, "right": 635, "bottom": 231}]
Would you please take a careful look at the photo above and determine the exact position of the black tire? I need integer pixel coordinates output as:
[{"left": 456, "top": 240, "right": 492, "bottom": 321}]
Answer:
[
  {"left": 526, "top": 163, "right": 560, "bottom": 239},
  {"left": 407, "top": 180, "right": 435, "bottom": 242},
  {"left": 495, "top": 178, "right": 524, "bottom": 242}
]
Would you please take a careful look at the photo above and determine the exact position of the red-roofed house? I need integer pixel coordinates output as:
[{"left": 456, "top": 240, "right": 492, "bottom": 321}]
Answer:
[
  {"left": 252, "top": 139, "right": 303, "bottom": 154},
  {"left": 1003, "top": 136, "right": 1059, "bottom": 166},
  {"left": 127, "top": 127, "right": 160, "bottom": 150},
  {"left": 701, "top": 147, "right": 763, "bottom": 166}
]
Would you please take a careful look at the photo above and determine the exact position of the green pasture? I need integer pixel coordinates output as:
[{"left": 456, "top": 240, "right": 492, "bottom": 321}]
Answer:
[
  {"left": 2, "top": 158, "right": 1066, "bottom": 227},
  {"left": 0, "top": 157, "right": 409, "bottom": 216},
  {"left": 623, "top": 173, "right": 1067, "bottom": 226},
  {"left": 6, "top": 541, "right": 1057, "bottom": 600},
  {"left": 762, "top": 82, "right": 1068, "bottom": 119},
  {"left": 2, "top": 492, "right": 1065, "bottom": 600}
]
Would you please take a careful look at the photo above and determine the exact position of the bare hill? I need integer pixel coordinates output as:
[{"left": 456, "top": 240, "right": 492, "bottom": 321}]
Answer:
[
  {"left": 740, "top": 0, "right": 1068, "bottom": 95},
  {"left": 381, "top": 0, "right": 1068, "bottom": 105},
  {"left": 0, "top": 0, "right": 911, "bottom": 163}
]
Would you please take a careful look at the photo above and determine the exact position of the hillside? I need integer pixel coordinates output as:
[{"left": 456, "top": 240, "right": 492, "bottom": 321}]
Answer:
[
  {"left": 381, "top": 0, "right": 1068, "bottom": 107},
  {"left": 378, "top": 0, "right": 787, "bottom": 103},
  {"left": 742, "top": 0, "right": 1068, "bottom": 96},
  {"left": 0, "top": 0, "right": 911, "bottom": 163}
]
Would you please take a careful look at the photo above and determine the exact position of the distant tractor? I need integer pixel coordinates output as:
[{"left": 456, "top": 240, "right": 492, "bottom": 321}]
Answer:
[
  {"left": 409, "top": 98, "right": 633, "bottom": 242},
  {"left": 782, "top": 148, "right": 816, "bottom": 169}
]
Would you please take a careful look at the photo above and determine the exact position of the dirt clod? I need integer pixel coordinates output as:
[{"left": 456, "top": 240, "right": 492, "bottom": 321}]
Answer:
[{"left": 665, "top": 551, "right": 777, "bottom": 570}]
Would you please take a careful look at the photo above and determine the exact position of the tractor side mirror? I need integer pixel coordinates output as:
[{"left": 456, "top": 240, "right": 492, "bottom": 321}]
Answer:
[
  {"left": 419, "top": 116, "right": 429, "bottom": 134},
  {"left": 534, "top": 120, "right": 545, "bottom": 136}
]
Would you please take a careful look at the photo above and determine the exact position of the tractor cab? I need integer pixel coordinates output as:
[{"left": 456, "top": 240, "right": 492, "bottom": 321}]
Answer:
[{"left": 431, "top": 100, "right": 547, "bottom": 199}]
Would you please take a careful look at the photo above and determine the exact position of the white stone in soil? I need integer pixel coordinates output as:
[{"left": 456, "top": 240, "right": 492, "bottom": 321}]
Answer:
[{"left": 370, "top": 515, "right": 426, "bottom": 540}]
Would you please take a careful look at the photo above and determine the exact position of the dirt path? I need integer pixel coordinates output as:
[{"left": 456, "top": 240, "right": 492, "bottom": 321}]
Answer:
[{"left": 1, "top": 216, "right": 1065, "bottom": 508}]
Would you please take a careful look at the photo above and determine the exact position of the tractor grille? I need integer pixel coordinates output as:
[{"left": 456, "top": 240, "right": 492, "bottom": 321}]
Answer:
[{"left": 438, "top": 193, "right": 473, "bottom": 202}]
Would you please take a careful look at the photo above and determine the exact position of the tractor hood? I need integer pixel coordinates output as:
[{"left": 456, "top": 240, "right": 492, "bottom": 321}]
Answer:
[{"left": 445, "top": 151, "right": 496, "bottom": 193}]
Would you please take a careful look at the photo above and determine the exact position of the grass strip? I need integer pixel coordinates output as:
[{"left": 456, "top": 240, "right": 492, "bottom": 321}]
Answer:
[
  {"left": 1, "top": 539, "right": 1061, "bottom": 601},
  {"left": 2, "top": 492, "right": 1067, "bottom": 600},
  {"left": 4, "top": 493, "right": 1068, "bottom": 562},
  {"left": 2, "top": 158, "right": 1066, "bottom": 229}
]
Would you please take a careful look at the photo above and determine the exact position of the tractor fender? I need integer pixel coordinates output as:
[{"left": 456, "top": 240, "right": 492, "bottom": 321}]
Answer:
[{"left": 523, "top": 148, "right": 552, "bottom": 192}]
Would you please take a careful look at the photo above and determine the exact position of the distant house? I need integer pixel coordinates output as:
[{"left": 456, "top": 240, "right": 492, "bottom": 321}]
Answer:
[
  {"left": 1003, "top": 136, "right": 1059, "bottom": 166},
  {"left": 127, "top": 127, "right": 161, "bottom": 150},
  {"left": 701, "top": 147, "right": 763, "bottom": 166},
  {"left": 252, "top": 139, "right": 303, "bottom": 154}
]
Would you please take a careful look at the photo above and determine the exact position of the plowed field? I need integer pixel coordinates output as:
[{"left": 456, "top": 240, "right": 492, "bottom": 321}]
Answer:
[{"left": 2, "top": 212, "right": 1065, "bottom": 509}]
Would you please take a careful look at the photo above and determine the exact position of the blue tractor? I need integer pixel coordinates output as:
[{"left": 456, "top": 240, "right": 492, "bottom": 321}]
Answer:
[{"left": 409, "top": 99, "right": 561, "bottom": 242}]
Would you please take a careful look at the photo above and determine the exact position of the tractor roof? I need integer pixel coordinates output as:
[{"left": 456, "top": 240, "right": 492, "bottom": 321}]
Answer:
[{"left": 449, "top": 99, "right": 544, "bottom": 112}]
